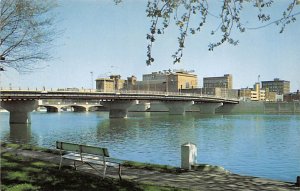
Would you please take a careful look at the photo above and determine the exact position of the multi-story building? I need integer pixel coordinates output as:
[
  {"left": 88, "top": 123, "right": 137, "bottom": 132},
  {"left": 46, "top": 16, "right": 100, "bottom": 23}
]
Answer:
[
  {"left": 202, "top": 74, "right": 232, "bottom": 96},
  {"left": 95, "top": 78, "right": 115, "bottom": 92},
  {"left": 284, "top": 90, "right": 300, "bottom": 102},
  {"left": 203, "top": 74, "right": 233, "bottom": 89},
  {"left": 261, "top": 78, "right": 290, "bottom": 95},
  {"left": 109, "top": 75, "right": 125, "bottom": 90},
  {"left": 140, "top": 70, "right": 198, "bottom": 92},
  {"left": 141, "top": 71, "right": 169, "bottom": 91},
  {"left": 167, "top": 71, "right": 198, "bottom": 92},
  {"left": 125, "top": 75, "right": 137, "bottom": 90},
  {"left": 250, "top": 83, "right": 266, "bottom": 101},
  {"left": 96, "top": 75, "right": 125, "bottom": 92},
  {"left": 239, "top": 88, "right": 252, "bottom": 101},
  {"left": 96, "top": 70, "right": 197, "bottom": 93},
  {"left": 239, "top": 83, "right": 277, "bottom": 101}
]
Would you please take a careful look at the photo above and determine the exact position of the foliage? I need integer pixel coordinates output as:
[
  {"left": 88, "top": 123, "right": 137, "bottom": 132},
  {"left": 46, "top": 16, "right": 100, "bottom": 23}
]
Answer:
[
  {"left": 115, "top": 0, "right": 300, "bottom": 65},
  {"left": 0, "top": 0, "right": 57, "bottom": 72}
]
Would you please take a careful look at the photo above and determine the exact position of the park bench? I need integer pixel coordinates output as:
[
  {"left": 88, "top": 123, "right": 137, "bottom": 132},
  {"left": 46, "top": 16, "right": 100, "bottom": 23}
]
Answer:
[{"left": 56, "top": 141, "right": 123, "bottom": 180}]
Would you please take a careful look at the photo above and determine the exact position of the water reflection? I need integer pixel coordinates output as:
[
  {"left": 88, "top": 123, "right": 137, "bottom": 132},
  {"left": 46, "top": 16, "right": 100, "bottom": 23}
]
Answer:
[
  {"left": 0, "top": 112, "right": 299, "bottom": 182},
  {"left": 127, "top": 112, "right": 151, "bottom": 118},
  {"left": 9, "top": 124, "right": 32, "bottom": 144},
  {"left": 97, "top": 118, "right": 130, "bottom": 137}
]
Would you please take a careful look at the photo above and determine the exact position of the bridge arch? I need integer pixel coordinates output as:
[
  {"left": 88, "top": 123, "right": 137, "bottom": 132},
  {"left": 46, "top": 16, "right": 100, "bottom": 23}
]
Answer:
[
  {"left": 39, "top": 105, "right": 60, "bottom": 112},
  {"left": 87, "top": 105, "right": 104, "bottom": 112},
  {"left": 68, "top": 105, "right": 87, "bottom": 112}
]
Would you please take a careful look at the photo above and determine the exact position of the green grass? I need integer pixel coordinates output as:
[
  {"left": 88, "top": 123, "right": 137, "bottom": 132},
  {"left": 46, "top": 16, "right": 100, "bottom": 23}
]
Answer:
[
  {"left": 4, "top": 183, "right": 40, "bottom": 191},
  {"left": 1, "top": 142, "right": 188, "bottom": 191},
  {"left": 123, "top": 161, "right": 182, "bottom": 174},
  {"left": 1, "top": 142, "right": 60, "bottom": 154},
  {"left": 1, "top": 151, "right": 139, "bottom": 191}
]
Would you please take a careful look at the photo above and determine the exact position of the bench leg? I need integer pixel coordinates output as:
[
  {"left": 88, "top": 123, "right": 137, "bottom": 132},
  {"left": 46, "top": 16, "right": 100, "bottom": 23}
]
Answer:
[
  {"left": 73, "top": 161, "right": 77, "bottom": 170},
  {"left": 59, "top": 156, "right": 63, "bottom": 170},
  {"left": 103, "top": 163, "right": 107, "bottom": 179},
  {"left": 118, "top": 164, "right": 122, "bottom": 181}
]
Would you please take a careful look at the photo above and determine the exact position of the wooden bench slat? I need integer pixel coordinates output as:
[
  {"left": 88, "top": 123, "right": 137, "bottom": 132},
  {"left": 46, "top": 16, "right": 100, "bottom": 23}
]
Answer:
[
  {"left": 81, "top": 145, "right": 109, "bottom": 157},
  {"left": 56, "top": 141, "right": 123, "bottom": 180},
  {"left": 56, "top": 141, "right": 81, "bottom": 153}
]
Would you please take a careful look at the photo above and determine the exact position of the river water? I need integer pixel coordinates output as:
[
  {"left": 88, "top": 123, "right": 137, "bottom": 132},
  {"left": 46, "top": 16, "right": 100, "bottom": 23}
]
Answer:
[{"left": 0, "top": 111, "right": 299, "bottom": 182}]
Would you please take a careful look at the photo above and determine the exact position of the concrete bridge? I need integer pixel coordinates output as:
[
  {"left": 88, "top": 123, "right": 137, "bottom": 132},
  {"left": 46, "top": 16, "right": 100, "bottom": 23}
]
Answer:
[
  {"left": 38, "top": 100, "right": 102, "bottom": 112},
  {"left": 0, "top": 89, "right": 239, "bottom": 124}
]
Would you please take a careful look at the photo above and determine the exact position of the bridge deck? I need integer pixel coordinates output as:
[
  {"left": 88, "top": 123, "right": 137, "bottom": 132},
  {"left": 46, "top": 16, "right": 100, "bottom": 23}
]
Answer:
[{"left": 0, "top": 90, "right": 239, "bottom": 104}]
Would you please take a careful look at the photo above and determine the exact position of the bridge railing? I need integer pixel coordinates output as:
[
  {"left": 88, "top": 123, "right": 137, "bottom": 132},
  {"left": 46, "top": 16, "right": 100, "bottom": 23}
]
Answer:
[
  {"left": 0, "top": 86, "right": 98, "bottom": 92},
  {"left": 0, "top": 87, "right": 239, "bottom": 101},
  {"left": 40, "top": 100, "right": 101, "bottom": 105}
]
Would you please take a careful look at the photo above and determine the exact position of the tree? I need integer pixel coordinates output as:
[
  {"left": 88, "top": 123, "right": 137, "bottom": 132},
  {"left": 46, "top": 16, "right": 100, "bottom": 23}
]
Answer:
[
  {"left": 0, "top": 0, "right": 57, "bottom": 72},
  {"left": 116, "top": 0, "right": 300, "bottom": 65}
]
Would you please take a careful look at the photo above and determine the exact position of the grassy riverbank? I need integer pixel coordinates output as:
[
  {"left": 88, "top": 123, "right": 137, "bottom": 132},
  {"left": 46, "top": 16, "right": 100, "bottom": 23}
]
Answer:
[
  {"left": 0, "top": 143, "right": 185, "bottom": 191},
  {"left": 2, "top": 142, "right": 298, "bottom": 191}
]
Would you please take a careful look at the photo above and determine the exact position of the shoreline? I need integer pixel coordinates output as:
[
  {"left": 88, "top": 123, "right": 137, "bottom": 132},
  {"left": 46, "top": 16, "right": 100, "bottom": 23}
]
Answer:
[{"left": 1, "top": 142, "right": 299, "bottom": 191}]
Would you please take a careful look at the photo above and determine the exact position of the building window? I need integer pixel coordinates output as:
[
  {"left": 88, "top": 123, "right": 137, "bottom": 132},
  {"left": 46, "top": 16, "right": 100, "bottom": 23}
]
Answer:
[{"left": 186, "top": 82, "right": 190, "bottom": 88}]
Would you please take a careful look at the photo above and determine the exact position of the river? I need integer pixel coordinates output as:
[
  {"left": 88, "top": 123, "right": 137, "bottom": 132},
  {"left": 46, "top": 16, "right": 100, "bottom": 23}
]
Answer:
[{"left": 0, "top": 111, "right": 299, "bottom": 182}]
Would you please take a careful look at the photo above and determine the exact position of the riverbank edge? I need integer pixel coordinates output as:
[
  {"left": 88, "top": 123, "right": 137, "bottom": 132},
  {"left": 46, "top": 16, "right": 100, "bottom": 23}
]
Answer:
[
  {"left": 0, "top": 142, "right": 229, "bottom": 174},
  {"left": 1, "top": 142, "right": 299, "bottom": 191}
]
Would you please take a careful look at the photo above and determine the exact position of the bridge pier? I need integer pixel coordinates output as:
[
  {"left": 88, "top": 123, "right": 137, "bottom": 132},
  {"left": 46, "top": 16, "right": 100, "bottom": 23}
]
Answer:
[
  {"left": 0, "top": 100, "right": 38, "bottom": 124},
  {"left": 101, "top": 100, "right": 139, "bottom": 118},
  {"left": 196, "top": 102, "right": 223, "bottom": 114},
  {"left": 163, "top": 101, "right": 194, "bottom": 115}
]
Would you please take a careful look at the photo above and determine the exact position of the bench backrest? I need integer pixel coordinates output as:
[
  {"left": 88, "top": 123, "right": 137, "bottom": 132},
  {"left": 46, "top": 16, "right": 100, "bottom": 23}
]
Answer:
[{"left": 56, "top": 141, "right": 109, "bottom": 157}]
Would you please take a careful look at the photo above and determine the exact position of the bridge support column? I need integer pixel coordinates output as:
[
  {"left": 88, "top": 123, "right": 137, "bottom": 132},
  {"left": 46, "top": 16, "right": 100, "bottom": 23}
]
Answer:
[
  {"left": 0, "top": 100, "right": 38, "bottom": 124},
  {"left": 196, "top": 103, "right": 223, "bottom": 114},
  {"left": 101, "top": 100, "right": 139, "bottom": 118},
  {"left": 163, "top": 101, "right": 194, "bottom": 115}
]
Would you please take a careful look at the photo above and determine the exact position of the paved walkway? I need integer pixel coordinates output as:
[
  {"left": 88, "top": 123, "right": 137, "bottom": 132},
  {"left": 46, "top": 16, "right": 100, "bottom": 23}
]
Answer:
[{"left": 2, "top": 147, "right": 299, "bottom": 191}]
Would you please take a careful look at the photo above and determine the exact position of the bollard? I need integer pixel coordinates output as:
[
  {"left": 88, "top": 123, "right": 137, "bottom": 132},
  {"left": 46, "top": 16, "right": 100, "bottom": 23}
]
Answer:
[
  {"left": 181, "top": 142, "right": 197, "bottom": 170},
  {"left": 296, "top": 176, "right": 300, "bottom": 187}
]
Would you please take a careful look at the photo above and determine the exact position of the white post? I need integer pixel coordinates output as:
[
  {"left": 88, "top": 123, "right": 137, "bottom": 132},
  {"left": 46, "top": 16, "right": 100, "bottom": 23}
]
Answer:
[{"left": 181, "top": 142, "right": 197, "bottom": 170}]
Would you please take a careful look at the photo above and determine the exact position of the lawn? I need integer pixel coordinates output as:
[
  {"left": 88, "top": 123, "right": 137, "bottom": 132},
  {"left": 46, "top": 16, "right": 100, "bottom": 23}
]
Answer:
[{"left": 0, "top": 143, "right": 185, "bottom": 191}]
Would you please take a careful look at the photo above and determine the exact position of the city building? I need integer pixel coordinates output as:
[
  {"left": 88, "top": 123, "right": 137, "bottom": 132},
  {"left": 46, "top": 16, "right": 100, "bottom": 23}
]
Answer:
[
  {"left": 239, "top": 88, "right": 252, "bottom": 101},
  {"left": 95, "top": 75, "right": 125, "bottom": 92},
  {"left": 95, "top": 78, "right": 115, "bottom": 92},
  {"left": 261, "top": 78, "right": 290, "bottom": 95},
  {"left": 284, "top": 90, "right": 300, "bottom": 102},
  {"left": 96, "top": 70, "right": 197, "bottom": 93},
  {"left": 239, "top": 83, "right": 278, "bottom": 102},
  {"left": 138, "top": 69, "right": 198, "bottom": 92},
  {"left": 202, "top": 74, "right": 233, "bottom": 96},
  {"left": 250, "top": 83, "right": 266, "bottom": 101},
  {"left": 124, "top": 75, "right": 137, "bottom": 90},
  {"left": 203, "top": 74, "right": 233, "bottom": 89},
  {"left": 167, "top": 71, "right": 198, "bottom": 92},
  {"left": 109, "top": 75, "right": 125, "bottom": 90}
]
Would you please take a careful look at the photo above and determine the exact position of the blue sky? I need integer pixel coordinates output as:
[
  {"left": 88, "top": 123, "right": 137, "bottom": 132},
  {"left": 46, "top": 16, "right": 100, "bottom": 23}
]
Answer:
[{"left": 1, "top": 0, "right": 300, "bottom": 91}]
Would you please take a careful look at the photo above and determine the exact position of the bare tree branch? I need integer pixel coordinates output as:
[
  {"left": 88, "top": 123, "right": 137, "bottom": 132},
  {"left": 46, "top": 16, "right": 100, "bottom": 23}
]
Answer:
[
  {"left": 0, "top": 0, "right": 57, "bottom": 72},
  {"left": 142, "top": 0, "right": 300, "bottom": 65}
]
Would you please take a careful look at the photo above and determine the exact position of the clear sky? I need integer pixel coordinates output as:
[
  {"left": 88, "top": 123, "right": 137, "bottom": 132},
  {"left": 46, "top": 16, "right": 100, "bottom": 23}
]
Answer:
[{"left": 1, "top": 0, "right": 300, "bottom": 91}]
